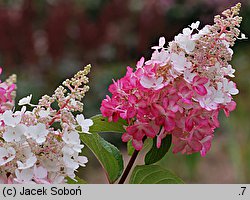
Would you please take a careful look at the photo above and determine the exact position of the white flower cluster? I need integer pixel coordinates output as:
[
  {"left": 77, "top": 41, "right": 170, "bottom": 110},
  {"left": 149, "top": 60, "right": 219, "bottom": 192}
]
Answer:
[
  {"left": 0, "top": 65, "right": 93, "bottom": 184},
  {"left": 143, "top": 3, "right": 245, "bottom": 112}
]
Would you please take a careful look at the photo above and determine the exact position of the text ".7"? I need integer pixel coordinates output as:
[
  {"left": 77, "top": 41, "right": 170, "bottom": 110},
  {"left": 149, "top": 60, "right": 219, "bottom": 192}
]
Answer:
[{"left": 239, "top": 187, "right": 246, "bottom": 196}]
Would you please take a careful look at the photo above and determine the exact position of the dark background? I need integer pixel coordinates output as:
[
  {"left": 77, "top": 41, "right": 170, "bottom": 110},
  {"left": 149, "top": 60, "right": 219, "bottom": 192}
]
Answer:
[{"left": 1, "top": 0, "right": 250, "bottom": 183}]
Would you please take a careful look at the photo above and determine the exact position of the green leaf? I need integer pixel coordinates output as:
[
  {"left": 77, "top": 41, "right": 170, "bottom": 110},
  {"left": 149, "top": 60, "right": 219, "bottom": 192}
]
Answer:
[
  {"left": 80, "top": 132, "right": 124, "bottom": 183},
  {"left": 145, "top": 134, "right": 172, "bottom": 165},
  {"left": 89, "top": 114, "right": 127, "bottom": 134},
  {"left": 129, "top": 165, "right": 184, "bottom": 184},
  {"left": 66, "top": 176, "right": 87, "bottom": 184},
  {"left": 127, "top": 140, "right": 135, "bottom": 156},
  {"left": 143, "top": 138, "right": 154, "bottom": 151}
]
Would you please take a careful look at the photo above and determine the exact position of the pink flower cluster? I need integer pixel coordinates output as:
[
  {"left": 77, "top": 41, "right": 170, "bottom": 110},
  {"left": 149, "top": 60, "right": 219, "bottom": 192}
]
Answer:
[
  {"left": 0, "top": 68, "right": 16, "bottom": 113},
  {"left": 101, "top": 4, "right": 245, "bottom": 156},
  {"left": 0, "top": 66, "right": 93, "bottom": 184}
]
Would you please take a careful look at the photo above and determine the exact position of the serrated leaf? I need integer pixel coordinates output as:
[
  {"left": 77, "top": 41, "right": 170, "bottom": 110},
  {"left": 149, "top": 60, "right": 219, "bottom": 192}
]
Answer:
[
  {"left": 66, "top": 176, "right": 87, "bottom": 184},
  {"left": 129, "top": 165, "right": 184, "bottom": 184},
  {"left": 89, "top": 114, "right": 127, "bottom": 134},
  {"left": 145, "top": 135, "right": 172, "bottom": 165},
  {"left": 80, "top": 132, "right": 123, "bottom": 183}
]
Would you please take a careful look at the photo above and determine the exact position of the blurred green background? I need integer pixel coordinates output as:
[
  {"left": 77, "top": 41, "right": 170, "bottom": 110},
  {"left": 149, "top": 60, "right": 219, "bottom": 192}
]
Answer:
[{"left": 0, "top": 0, "right": 250, "bottom": 183}]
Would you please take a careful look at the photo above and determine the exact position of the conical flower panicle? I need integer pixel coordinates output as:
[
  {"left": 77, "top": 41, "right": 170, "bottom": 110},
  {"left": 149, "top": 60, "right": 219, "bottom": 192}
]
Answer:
[
  {"left": 101, "top": 4, "right": 245, "bottom": 156},
  {"left": 0, "top": 65, "right": 93, "bottom": 184}
]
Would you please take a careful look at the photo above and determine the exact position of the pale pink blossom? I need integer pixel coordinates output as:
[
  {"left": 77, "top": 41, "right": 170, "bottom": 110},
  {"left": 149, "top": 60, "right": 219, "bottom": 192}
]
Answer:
[
  {"left": 18, "top": 94, "right": 32, "bottom": 106},
  {"left": 140, "top": 76, "right": 164, "bottom": 90},
  {"left": 0, "top": 147, "right": 16, "bottom": 166},
  {"left": 76, "top": 114, "right": 93, "bottom": 133}
]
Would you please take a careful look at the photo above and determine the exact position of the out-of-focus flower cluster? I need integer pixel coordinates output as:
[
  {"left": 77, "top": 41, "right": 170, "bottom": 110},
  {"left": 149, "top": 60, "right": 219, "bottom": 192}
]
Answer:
[
  {"left": 0, "top": 65, "right": 93, "bottom": 184},
  {"left": 101, "top": 4, "right": 246, "bottom": 156}
]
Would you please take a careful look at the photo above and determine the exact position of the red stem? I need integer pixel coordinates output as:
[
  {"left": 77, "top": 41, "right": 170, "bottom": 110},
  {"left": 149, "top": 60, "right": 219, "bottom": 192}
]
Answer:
[
  {"left": 118, "top": 149, "right": 139, "bottom": 184},
  {"left": 48, "top": 98, "right": 70, "bottom": 126}
]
